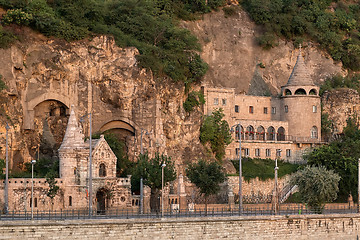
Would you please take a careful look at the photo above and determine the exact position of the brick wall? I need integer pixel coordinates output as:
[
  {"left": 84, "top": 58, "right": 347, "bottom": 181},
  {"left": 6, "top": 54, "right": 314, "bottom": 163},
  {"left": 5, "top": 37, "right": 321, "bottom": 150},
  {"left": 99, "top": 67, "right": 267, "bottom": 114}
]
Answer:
[{"left": 0, "top": 214, "right": 359, "bottom": 239}]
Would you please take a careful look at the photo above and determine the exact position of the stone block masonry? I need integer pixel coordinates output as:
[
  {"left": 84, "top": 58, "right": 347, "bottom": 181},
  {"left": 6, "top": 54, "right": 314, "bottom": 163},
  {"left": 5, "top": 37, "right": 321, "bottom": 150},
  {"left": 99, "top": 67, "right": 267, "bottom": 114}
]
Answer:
[{"left": 0, "top": 214, "right": 359, "bottom": 239}]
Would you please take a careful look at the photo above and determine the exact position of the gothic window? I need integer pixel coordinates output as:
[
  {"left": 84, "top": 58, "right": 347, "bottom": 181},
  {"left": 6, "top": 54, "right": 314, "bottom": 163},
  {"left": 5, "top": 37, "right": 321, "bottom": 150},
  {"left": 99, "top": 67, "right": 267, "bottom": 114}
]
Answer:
[
  {"left": 309, "top": 89, "right": 317, "bottom": 95},
  {"left": 277, "top": 127, "right": 286, "bottom": 141},
  {"left": 257, "top": 126, "right": 265, "bottom": 140},
  {"left": 235, "top": 125, "right": 243, "bottom": 140},
  {"left": 295, "top": 88, "right": 306, "bottom": 95},
  {"left": 311, "top": 126, "right": 318, "bottom": 139},
  {"left": 99, "top": 163, "right": 106, "bottom": 177},
  {"left": 267, "top": 126, "right": 275, "bottom": 140},
  {"left": 246, "top": 125, "right": 255, "bottom": 140}
]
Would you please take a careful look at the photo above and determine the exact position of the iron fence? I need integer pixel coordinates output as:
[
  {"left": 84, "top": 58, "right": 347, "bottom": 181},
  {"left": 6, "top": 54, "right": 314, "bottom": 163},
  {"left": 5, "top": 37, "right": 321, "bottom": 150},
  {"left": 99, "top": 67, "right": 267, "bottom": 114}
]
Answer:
[{"left": 0, "top": 204, "right": 358, "bottom": 221}]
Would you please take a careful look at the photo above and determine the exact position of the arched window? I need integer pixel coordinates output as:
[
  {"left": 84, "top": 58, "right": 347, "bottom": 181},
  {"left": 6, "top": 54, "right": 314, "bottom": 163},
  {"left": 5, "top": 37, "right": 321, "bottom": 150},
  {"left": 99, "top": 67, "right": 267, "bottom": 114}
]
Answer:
[
  {"left": 257, "top": 126, "right": 265, "bottom": 141},
  {"left": 295, "top": 88, "right": 307, "bottom": 95},
  {"left": 284, "top": 89, "right": 292, "bottom": 95},
  {"left": 267, "top": 126, "right": 275, "bottom": 140},
  {"left": 99, "top": 163, "right": 106, "bottom": 177},
  {"left": 235, "top": 125, "right": 243, "bottom": 140},
  {"left": 311, "top": 126, "right": 318, "bottom": 139},
  {"left": 277, "top": 127, "right": 286, "bottom": 141},
  {"left": 246, "top": 125, "right": 255, "bottom": 140},
  {"left": 284, "top": 105, "right": 288, "bottom": 113},
  {"left": 309, "top": 89, "right": 317, "bottom": 95}
]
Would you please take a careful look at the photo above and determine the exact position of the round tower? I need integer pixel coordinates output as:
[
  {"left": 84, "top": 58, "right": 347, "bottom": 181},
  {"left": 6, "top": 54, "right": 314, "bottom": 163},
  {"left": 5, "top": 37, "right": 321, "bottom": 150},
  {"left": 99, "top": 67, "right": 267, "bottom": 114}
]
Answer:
[{"left": 280, "top": 48, "right": 321, "bottom": 141}]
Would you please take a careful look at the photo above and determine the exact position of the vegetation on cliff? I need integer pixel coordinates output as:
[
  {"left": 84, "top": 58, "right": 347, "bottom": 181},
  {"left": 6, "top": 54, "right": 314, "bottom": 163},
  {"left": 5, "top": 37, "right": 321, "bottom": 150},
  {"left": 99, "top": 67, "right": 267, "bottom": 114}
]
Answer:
[
  {"left": 200, "top": 108, "right": 231, "bottom": 161},
  {"left": 0, "top": 0, "right": 217, "bottom": 85},
  {"left": 304, "top": 116, "right": 360, "bottom": 201},
  {"left": 242, "top": 0, "right": 360, "bottom": 71}
]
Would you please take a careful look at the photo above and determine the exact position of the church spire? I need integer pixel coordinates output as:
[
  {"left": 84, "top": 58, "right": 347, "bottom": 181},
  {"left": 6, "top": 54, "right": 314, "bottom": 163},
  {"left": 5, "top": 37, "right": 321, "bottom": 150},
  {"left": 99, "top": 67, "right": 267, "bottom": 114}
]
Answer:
[
  {"left": 59, "top": 105, "right": 85, "bottom": 150},
  {"left": 285, "top": 47, "right": 315, "bottom": 86}
]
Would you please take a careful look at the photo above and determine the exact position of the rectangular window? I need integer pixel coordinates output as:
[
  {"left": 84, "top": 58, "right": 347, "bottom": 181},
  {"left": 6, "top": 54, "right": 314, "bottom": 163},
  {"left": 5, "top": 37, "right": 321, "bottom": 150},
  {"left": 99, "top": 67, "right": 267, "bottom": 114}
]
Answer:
[
  {"left": 266, "top": 149, "right": 271, "bottom": 157},
  {"left": 264, "top": 107, "right": 268, "bottom": 114},
  {"left": 284, "top": 105, "right": 288, "bottom": 113},
  {"left": 286, "top": 149, "right": 291, "bottom": 157},
  {"left": 222, "top": 98, "right": 227, "bottom": 106},
  {"left": 214, "top": 98, "right": 219, "bottom": 105},
  {"left": 235, "top": 148, "right": 240, "bottom": 157},
  {"left": 249, "top": 106, "right": 254, "bottom": 114},
  {"left": 272, "top": 107, "right": 276, "bottom": 114},
  {"left": 69, "top": 196, "right": 72, "bottom": 206},
  {"left": 245, "top": 148, "right": 249, "bottom": 156},
  {"left": 276, "top": 149, "right": 282, "bottom": 157},
  {"left": 235, "top": 105, "right": 239, "bottom": 113},
  {"left": 255, "top": 148, "right": 260, "bottom": 157},
  {"left": 313, "top": 105, "right": 317, "bottom": 113}
]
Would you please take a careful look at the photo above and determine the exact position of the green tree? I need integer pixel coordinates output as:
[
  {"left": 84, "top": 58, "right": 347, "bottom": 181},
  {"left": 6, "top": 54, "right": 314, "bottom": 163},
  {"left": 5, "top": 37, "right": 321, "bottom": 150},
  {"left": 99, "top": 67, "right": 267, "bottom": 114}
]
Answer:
[
  {"left": 186, "top": 159, "right": 226, "bottom": 215},
  {"left": 25, "top": 158, "right": 59, "bottom": 178},
  {"left": 200, "top": 108, "right": 231, "bottom": 161},
  {"left": 131, "top": 153, "right": 176, "bottom": 212},
  {"left": 291, "top": 165, "right": 340, "bottom": 212},
  {"left": 0, "top": 158, "right": 5, "bottom": 179},
  {"left": 46, "top": 171, "right": 60, "bottom": 210},
  {"left": 305, "top": 116, "right": 360, "bottom": 201}
]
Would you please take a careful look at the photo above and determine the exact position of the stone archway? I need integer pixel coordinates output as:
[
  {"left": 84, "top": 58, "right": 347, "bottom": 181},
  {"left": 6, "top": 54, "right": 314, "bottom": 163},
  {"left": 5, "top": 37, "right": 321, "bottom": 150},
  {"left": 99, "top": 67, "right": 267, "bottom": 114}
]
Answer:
[{"left": 96, "top": 188, "right": 109, "bottom": 214}]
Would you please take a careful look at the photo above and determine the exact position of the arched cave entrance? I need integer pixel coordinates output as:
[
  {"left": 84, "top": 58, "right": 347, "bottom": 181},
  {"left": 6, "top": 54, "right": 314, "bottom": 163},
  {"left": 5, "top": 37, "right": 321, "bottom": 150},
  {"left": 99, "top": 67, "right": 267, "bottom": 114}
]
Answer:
[
  {"left": 96, "top": 188, "right": 109, "bottom": 214},
  {"left": 99, "top": 120, "right": 136, "bottom": 177}
]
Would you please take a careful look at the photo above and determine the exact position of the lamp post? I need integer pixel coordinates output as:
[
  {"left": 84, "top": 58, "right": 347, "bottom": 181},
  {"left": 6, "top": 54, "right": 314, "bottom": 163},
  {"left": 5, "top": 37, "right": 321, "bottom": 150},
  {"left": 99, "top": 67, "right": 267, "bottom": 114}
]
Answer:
[
  {"left": 80, "top": 112, "right": 93, "bottom": 217},
  {"left": 140, "top": 129, "right": 149, "bottom": 214},
  {"left": 161, "top": 162, "right": 166, "bottom": 217},
  {"left": 31, "top": 159, "right": 36, "bottom": 220},
  {"left": 358, "top": 158, "right": 360, "bottom": 213},
  {"left": 4, "top": 123, "right": 9, "bottom": 214},
  {"left": 274, "top": 150, "right": 281, "bottom": 215},
  {"left": 230, "top": 123, "right": 242, "bottom": 215}
]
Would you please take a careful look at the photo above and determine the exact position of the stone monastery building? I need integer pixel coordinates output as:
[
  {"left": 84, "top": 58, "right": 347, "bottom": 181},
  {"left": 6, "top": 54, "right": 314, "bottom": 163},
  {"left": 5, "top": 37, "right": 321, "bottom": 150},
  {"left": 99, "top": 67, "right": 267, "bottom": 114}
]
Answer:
[
  {"left": 202, "top": 50, "right": 322, "bottom": 162},
  {"left": 0, "top": 107, "right": 135, "bottom": 212}
]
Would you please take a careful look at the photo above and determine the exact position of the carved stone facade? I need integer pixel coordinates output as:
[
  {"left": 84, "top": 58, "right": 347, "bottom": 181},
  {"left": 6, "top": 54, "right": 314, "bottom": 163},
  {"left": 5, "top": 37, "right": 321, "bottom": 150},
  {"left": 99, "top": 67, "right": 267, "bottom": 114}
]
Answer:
[
  {"left": 0, "top": 107, "right": 138, "bottom": 212},
  {"left": 202, "top": 50, "right": 322, "bottom": 163}
]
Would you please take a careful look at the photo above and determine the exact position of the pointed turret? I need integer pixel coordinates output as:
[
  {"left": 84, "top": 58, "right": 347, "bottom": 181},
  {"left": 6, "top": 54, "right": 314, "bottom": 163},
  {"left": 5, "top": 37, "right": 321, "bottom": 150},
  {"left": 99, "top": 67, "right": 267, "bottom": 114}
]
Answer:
[
  {"left": 59, "top": 105, "right": 85, "bottom": 150},
  {"left": 285, "top": 47, "right": 315, "bottom": 86}
]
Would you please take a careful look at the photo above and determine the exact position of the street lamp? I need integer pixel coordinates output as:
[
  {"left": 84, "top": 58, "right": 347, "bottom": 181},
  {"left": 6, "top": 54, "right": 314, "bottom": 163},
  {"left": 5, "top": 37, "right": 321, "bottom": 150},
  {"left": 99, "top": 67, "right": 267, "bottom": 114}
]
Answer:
[
  {"left": 274, "top": 149, "right": 281, "bottom": 215},
  {"left": 80, "top": 112, "right": 93, "bottom": 217},
  {"left": 31, "top": 159, "right": 36, "bottom": 220},
  {"left": 140, "top": 129, "right": 150, "bottom": 214},
  {"left": 161, "top": 162, "right": 166, "bottom": 218},
  {"left": 230, "top": 123, "right": 242, "bottom": 215},
  {"left": 4, "top": 123, "right": 9, "bottom": 214}
]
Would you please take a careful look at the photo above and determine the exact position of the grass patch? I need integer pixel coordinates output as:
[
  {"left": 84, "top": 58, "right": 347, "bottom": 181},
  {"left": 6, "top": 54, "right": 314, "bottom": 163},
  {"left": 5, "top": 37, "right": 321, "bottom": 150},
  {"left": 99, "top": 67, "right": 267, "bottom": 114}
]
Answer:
[{"left": 231, "top": 157, "right": 300, "bottom": 181}]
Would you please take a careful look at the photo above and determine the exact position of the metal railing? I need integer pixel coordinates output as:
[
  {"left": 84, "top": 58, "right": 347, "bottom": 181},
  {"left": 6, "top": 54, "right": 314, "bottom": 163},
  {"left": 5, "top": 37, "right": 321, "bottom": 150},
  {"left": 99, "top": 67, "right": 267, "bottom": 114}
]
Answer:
[{"left": 0, "top": 204, "right": 358, "bottom": 221}]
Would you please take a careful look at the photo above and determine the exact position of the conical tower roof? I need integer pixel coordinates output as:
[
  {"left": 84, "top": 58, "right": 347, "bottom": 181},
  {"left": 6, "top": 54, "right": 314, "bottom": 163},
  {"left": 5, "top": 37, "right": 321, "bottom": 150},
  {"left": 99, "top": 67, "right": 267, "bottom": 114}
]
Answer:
[
  {"left": 285, "top": 48, "right": 315, "bottom": 86},
  {"left": 59, "top": 106, "right": 85, "bottom": 150}
]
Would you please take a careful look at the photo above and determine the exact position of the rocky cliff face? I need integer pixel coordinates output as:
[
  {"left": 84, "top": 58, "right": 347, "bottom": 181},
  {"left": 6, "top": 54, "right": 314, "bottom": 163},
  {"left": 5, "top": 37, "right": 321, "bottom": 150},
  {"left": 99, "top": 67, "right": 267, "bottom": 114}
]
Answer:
[
  {"left": 0, "top": 29, "right": 205, "bottom": 172},
  {"left": 183, "top": 7, "right": 344, "bottom": 94},
  {"left": 0, "top": 6, "right": 357, "bottom": 172},
  {"left": 322, "top": 88, "right": 360, "bottom": 134}
]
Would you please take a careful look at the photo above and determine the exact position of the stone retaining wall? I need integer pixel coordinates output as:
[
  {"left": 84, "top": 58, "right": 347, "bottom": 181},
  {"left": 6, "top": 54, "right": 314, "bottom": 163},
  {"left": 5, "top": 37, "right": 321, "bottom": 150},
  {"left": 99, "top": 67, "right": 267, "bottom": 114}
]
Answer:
[{"left": 0, "top": 214, "right": 359, "bottom": 239}]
